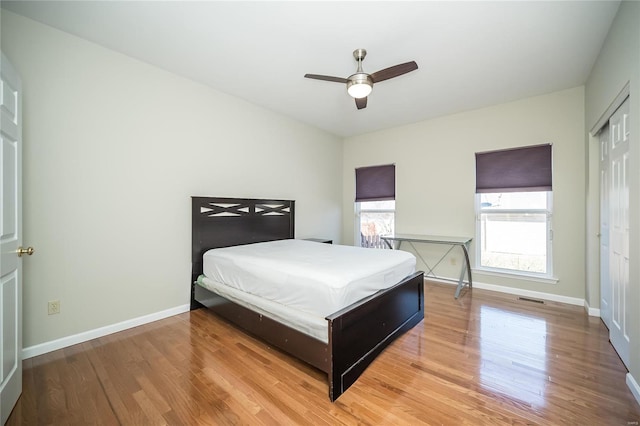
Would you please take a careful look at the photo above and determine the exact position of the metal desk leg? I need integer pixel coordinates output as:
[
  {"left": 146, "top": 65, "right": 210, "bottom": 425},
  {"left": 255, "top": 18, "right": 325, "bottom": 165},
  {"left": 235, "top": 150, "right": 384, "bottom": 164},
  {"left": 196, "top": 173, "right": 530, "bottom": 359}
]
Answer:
[
  {"left": 407, "top": 241, "right": 438, "bottom": 278},
  {"left": 454, "top": 242, "right": 473, "bottom": 299}
]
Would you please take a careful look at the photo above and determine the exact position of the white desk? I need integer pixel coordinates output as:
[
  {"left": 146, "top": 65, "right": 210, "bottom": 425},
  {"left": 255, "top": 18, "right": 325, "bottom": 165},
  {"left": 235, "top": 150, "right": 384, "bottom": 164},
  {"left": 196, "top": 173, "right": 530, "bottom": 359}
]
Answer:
[{"left": 381, "top": 234, "right": 472, "bottom": 299}]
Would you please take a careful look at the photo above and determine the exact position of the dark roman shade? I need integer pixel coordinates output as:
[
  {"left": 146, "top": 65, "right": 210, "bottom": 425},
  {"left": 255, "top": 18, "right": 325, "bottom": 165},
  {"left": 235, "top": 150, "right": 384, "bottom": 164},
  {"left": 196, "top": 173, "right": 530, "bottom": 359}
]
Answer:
[
  {"left": 355, "top": 164, "right": 395, "bottom": 202},
  {"left": 475, "top": 144, "right": 552, "bottom": 193}
]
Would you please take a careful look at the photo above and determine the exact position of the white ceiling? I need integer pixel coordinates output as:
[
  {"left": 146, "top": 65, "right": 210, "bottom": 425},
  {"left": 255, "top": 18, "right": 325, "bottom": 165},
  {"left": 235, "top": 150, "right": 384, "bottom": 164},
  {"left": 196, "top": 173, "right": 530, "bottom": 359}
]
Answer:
[{"left": 2, "top": 1, "right": 620, "bottom": 138}]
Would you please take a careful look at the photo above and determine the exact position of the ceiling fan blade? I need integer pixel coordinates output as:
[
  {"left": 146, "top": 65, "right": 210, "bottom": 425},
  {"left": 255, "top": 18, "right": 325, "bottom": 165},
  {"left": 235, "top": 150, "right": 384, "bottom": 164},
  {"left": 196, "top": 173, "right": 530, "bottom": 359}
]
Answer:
[
  {"left": 355, "top": 97, "right": 367, "bottom": 110},
  {"left": 370, "top": 61, "right": 418, "bottom": 83},
  {"left": 304, "top": 74, "right": 349, "bottom": 84}
]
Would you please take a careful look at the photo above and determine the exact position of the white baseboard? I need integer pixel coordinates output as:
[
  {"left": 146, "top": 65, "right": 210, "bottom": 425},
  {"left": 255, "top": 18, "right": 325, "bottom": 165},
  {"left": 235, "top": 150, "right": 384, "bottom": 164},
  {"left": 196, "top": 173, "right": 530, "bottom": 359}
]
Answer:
[
  {"left": 583, "top": 300, "right": 601, "bottom": 317},
  {"left": 470, "top": 280, "right": 586, "bottom": 307},
  {"left": 628, "top": 373, "right": 640, "bottom": 407},
  {"left": 429, "top": 277, "right": 590, "bottom": 310},
  {"left": 22, "top": 304, "right": 190, "bottom": 360}
]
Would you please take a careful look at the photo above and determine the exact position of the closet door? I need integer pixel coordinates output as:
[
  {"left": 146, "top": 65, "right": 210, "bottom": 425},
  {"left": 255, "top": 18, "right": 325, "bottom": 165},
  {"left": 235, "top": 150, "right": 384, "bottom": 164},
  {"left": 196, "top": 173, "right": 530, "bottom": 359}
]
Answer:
[{"left": 608, "top": 97, "right": 630, "bottom": 368}]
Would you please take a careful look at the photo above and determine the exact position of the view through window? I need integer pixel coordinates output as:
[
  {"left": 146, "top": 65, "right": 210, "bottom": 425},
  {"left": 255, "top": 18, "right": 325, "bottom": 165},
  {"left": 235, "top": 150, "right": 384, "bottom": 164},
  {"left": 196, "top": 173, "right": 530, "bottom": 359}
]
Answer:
[
  {"left": 477, "top": 192, "right": 552, "bottom": 275},
  {"left": 358, "top": 200, "right": 395, "bottom": 249}
]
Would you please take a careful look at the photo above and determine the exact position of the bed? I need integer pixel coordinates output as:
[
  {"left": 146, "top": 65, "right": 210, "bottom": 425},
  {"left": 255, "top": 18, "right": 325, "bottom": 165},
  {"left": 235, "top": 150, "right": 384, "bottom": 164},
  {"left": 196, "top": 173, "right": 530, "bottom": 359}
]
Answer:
[{"left": 191, "top": 196, "right": 425, "bottom": 401}]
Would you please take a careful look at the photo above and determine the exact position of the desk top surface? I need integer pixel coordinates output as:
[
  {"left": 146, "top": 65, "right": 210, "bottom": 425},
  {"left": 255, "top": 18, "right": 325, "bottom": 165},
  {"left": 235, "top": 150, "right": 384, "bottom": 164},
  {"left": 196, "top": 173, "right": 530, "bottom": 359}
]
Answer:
[{"left": 381, "top": 233, "right": 472, "bottom": 245}]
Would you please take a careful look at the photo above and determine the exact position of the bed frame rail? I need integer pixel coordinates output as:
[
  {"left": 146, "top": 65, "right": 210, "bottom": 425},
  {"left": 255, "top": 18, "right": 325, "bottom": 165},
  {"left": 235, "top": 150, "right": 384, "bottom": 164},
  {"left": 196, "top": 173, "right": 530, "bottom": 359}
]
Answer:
[{"left": 194, "top": 284, "right": 330, "bottom": 372}]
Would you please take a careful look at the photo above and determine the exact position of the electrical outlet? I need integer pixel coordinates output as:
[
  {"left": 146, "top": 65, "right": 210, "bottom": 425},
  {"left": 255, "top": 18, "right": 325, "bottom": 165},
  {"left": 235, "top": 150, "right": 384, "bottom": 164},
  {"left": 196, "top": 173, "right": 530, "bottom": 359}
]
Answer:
[
  {"left": 48, "top": 300, "right": 60, "bottom": 315},
  {"left": 450, "top": 257, "right": 457, "bottom": 266}
]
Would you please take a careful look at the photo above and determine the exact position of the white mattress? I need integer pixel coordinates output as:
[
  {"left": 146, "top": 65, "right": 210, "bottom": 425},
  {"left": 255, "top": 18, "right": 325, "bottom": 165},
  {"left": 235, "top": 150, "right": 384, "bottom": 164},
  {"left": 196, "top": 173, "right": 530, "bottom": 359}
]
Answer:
[
  {"left": 198, "top": 239, "right": 416, "bottom": 342},
  {"left": 197, "top": 274, "right": 330, "bottom": 342}
]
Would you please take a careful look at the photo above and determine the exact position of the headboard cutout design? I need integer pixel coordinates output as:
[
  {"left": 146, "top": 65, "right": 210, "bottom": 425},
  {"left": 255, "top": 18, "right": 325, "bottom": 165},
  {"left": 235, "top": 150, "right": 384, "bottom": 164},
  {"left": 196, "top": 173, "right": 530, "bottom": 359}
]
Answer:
[{"left": 199, "top": 202, "right": 291, "bottom": 218}]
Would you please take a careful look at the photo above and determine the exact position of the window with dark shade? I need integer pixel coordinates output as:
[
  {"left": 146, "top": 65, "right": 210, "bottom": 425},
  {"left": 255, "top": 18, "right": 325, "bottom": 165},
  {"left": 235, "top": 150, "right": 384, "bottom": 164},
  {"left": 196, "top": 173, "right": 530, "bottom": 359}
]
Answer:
[
  {"left": 475, "top": 144, "right": 552, "bottom": 193},
  {"left": 355, "top": 164, "right": 396, "bottom": 249},
  {"left": 355, "top": 164, "right": 395, "bottom": 202},
  {"left": 474, "top": 144, "right": 554, "bottom": 278}
]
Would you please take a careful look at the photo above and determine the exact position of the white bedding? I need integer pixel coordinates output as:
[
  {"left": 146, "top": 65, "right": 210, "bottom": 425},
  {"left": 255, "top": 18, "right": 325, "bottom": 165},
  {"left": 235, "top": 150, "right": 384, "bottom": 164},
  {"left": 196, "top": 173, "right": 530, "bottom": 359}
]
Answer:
[
  {"left": 197, "top": 274, "right": 330, "bottom": 341},
  {"left": 199, "top": 239, "right": 416, "bottom": 341}
]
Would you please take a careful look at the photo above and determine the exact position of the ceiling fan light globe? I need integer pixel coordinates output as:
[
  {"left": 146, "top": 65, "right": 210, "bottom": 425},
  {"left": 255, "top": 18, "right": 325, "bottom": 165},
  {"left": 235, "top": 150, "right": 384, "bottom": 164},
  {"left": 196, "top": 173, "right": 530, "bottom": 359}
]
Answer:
[
  {"left": 348, "top": 83, "right": 372, "bottom": 98},
  {"left": 347, "top": 74, "right": 373, "bottom": 98}
]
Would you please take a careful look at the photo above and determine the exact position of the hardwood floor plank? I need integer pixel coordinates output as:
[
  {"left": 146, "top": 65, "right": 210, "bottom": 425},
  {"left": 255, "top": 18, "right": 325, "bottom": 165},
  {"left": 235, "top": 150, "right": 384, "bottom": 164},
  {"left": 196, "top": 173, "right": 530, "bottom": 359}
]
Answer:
[
  {"left": 7, "top": 281, "right": 640, "bottom": 425},
  {"left": 133, "top": 389, "right": 169, "bottom": 425}
]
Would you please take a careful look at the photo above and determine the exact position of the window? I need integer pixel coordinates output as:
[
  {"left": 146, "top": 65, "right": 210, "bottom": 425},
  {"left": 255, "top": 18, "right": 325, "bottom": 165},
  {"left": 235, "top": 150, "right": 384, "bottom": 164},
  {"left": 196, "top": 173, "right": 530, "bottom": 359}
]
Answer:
[
  {"left": 355, "top": 164, "right": 395, "bottom": 248},
  {"left": 357, "top": 200, "right": 395, "bottom": 248},
  {"left": 476, "top": 192, "right": 552, "bottom": 275},
  {"left": 475, "top": 144, "right": 553, "bottom": 277}
]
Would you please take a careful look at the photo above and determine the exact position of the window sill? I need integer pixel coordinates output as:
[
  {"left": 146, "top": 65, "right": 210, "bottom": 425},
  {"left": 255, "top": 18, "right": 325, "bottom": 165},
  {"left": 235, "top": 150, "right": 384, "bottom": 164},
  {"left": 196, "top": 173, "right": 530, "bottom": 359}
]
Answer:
[{"left": 472, "top": 268, "right": 559, "bottom": 285}]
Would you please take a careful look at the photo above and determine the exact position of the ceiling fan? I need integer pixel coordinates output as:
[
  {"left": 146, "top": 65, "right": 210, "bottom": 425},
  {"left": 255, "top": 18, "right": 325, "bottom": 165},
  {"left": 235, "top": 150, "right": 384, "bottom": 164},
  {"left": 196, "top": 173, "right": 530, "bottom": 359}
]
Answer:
[{"left": 304, "top": 49, "right": 418, "bottom": 110}]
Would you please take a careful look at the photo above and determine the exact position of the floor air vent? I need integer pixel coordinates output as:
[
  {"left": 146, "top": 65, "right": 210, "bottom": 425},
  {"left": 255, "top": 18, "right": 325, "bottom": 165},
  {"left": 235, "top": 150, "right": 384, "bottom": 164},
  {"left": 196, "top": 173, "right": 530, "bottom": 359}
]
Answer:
[{"left": 518, "top": 297, "right": 545, "bottom": 304}]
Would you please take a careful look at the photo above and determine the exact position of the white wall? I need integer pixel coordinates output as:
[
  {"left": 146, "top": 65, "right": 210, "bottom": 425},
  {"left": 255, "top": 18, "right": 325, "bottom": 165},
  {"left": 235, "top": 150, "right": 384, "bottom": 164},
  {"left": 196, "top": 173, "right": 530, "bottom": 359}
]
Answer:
[
  {"left": 584, "top": 0, "right": 640, "bottom": 399},
  {"left": 343, "top": 87, "right": 586, "bottom": 298},
  {"left": 1, "top": 11, "right": 343, "bottom": 348}
]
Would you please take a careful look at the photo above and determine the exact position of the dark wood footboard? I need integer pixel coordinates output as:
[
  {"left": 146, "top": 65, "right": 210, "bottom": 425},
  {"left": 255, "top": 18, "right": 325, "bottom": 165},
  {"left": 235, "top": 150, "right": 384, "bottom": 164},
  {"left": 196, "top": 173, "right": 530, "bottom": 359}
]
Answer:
[{"left": 327, "top": 271, "right": 424, "bottom": 401}]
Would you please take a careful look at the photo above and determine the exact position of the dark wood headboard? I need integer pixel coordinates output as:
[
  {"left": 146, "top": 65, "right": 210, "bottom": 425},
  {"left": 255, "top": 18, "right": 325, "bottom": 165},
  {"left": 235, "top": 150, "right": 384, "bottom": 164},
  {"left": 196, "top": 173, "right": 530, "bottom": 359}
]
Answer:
[{"left": 190, "top": 197, "right": 295, "bottom": 308}]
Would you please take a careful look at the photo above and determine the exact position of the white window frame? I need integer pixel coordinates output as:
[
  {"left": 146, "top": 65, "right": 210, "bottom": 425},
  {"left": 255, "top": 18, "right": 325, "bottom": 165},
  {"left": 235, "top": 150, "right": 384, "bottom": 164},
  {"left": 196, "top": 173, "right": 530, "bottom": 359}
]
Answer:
[
  {"left": 474, "top": 191, "right": 553, "bottom": 279},
  {"left": 355, "top": 201, "right": 396, "bottom": 248}
]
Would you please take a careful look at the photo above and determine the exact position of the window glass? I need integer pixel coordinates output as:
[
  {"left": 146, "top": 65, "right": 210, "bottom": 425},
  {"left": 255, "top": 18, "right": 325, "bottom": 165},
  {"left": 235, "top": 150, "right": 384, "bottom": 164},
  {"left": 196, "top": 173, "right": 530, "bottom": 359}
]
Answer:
[
  {"left": 360, "top": 200, "right": 395, "bottom": 210},
  {"left": 477, "top": 192, "right": 551, "bottom": 276},
  {"left": 358, "top": 201, "right": 395, "bottom": 248},
  {"left": 480, "top": 192, "right": 547, "bottom": 210}
]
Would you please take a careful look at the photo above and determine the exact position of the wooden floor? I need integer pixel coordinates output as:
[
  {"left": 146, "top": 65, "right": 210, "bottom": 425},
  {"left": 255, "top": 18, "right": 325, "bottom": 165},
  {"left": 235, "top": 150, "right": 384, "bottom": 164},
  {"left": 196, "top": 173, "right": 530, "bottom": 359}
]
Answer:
[{"left": 7, "top": 281, "right": 640, "bottom": 425}]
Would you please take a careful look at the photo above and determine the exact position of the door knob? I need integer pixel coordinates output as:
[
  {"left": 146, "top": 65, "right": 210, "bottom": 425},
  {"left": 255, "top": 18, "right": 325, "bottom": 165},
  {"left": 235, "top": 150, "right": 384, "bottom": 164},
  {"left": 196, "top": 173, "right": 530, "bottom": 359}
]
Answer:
[{"left": 17, "top": 246, "right": 34, "bottom": 257}]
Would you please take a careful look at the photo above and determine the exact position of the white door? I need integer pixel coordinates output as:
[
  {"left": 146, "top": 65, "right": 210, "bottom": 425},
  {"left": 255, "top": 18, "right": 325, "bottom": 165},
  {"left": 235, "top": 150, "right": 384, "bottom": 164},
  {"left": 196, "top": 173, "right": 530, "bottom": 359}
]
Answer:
[
  {"left": 608, "top": 97, "right": 630, "bottom": 368},
  {"left": 0, "top": 53, "right": 23, "bottom": 425},
  {"left": 599, "top": 125, "right": 611, "bottom": 329}
]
